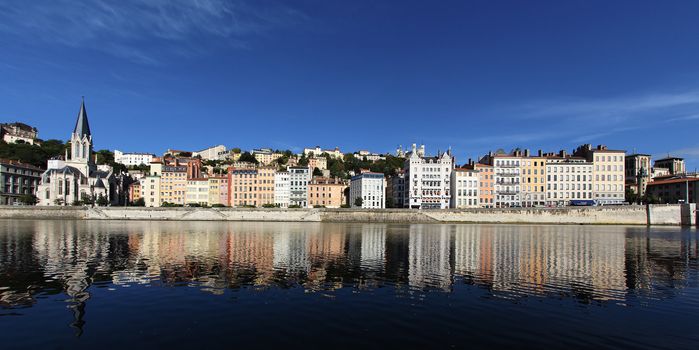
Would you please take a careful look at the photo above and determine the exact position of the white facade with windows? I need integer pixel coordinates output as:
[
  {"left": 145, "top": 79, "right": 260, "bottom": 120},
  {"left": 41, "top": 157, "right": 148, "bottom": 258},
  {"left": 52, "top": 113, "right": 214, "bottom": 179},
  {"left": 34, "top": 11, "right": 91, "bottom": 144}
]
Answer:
[
  {"left": 274, "top": 171, "right": 290, "bottom": 208},
  {"left": 450, "top": 168, "right": 480, "bottom": 208},
  {"left": 141, "top": 176, "right": 161, "bottom": 207},
  {"left": 288, "top": 166, "right": 310, "bottom": 207},
  {"left": 404, "top": 144, "right": 454, "bottom": 209},
  {"left": 185, "top": 179, "right": 209, "bottom": 206},
  {"left": 114, "top": 150, "right": 154, "bottom": 166},
  {"left": 193, "top": 145, "right": 228, "bottom": 161},
  {"left": 493, "top": 156, "right": 521, "bottom": 208},
  {"left": 350, "top": 172, "right": 386, "bottom": 209},
  {"left": 545, "top": 158, "right": 593, "bottom": 206}
]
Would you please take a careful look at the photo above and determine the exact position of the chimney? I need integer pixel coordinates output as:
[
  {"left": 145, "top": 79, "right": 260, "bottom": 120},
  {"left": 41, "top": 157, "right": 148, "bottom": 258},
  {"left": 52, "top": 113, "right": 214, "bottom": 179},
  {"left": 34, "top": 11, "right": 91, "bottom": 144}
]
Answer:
[
  {"left": 559, "top": 150, "right": 567, "bottom": 158},
  {"left": 537, "top": 149, "right": 543, "bottom": 157},
  {"left": 524, "top": 149, "right": 530, "bottom": 157}
]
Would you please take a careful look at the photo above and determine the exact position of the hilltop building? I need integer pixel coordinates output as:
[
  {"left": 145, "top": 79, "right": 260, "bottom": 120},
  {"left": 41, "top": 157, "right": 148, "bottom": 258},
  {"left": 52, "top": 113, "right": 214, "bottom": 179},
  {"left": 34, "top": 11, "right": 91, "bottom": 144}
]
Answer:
[{"left": 1, "top": 122, "right": 38, "bottom": 145}]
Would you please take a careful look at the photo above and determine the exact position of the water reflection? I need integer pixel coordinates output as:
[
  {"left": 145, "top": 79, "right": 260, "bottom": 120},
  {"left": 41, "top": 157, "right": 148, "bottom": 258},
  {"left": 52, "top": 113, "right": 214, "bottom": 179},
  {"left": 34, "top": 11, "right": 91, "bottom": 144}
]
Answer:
[{"left": 0, "top": 221, "right": 697, "bottom": 333}]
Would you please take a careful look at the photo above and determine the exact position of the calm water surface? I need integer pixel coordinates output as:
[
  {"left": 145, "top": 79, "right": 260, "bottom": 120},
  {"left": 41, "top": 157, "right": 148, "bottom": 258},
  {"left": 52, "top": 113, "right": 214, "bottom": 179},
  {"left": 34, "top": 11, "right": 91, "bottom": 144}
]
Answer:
[{"left": 0, "top": 220, "right": 697, "bottom": 349}]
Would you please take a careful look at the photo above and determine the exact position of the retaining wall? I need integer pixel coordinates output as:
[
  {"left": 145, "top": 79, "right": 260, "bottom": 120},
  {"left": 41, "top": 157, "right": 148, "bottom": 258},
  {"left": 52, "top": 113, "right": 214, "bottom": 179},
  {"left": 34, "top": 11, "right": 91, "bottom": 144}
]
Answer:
[{"left": 0, "top": 205, "right": 695, "bottom": 226}]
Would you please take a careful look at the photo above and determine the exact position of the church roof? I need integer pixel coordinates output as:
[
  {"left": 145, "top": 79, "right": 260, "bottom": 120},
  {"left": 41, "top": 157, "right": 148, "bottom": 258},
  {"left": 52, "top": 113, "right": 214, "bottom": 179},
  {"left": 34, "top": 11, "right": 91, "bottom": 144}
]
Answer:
[
  {"left": 73, "top": 98, "right": 91, "bottom": 138},
  {"left": 94, "top": 177, "right": 105, "bottom": 188}
]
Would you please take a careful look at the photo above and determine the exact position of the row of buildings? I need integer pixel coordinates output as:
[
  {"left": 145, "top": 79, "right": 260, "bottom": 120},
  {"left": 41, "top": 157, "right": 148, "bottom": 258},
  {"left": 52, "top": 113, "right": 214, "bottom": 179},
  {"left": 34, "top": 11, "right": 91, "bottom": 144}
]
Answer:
[{"left": 2, "top": 99, "right": 697, "bottom": 207}]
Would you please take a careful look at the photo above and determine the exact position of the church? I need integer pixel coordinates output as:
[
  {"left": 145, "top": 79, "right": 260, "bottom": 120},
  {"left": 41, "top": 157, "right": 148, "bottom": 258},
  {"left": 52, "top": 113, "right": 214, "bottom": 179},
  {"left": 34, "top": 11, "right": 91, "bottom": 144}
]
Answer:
[{"left": 37, "top": 99, "right": 116, "bottom": 206}]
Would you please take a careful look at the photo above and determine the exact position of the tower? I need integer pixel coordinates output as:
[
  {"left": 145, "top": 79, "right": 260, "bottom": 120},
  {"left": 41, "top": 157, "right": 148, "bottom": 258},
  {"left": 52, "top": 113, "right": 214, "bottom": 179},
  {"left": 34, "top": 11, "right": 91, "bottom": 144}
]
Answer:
[{"left": 66, "top": 97, "right": 95, "bottom": 176}]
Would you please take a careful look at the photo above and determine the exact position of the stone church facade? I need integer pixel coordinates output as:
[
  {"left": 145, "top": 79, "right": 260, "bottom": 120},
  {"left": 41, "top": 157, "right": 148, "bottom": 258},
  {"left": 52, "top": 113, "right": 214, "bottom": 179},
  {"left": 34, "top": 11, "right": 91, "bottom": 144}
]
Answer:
[{"left": 36, "top": 99, "right": 116, "bottom": 206}]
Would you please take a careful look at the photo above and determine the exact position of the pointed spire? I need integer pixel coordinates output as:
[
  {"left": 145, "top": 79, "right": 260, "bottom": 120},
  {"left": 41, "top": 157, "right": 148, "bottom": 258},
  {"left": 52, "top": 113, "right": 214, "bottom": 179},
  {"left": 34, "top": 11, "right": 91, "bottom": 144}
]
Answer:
[{"left": 73, "top": 97, "right": 91, "bottom": 138}]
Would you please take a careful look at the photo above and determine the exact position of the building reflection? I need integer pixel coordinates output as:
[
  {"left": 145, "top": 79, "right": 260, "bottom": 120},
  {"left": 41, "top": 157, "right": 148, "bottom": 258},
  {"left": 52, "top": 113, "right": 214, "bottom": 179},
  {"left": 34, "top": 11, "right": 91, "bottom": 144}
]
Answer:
[{"left": 0, "top": 220, "right": 697, "bottom": 333}]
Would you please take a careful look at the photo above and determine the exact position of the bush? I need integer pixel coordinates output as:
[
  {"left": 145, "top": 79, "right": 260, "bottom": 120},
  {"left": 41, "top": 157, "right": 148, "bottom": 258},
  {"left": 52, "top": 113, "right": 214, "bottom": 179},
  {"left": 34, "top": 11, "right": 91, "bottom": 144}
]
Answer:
[
  {"left": 18, "top": 194, "right": 37, "bottom": 205},
  {"left": 340, "top": 204, "right": 350, "bottom": 208},
  {"left": 262, "top": 203, "right": 277, "bottom": 208},
  {"left": 313, "top": 205, "right": 325, "bottom": 208},
  {"left": 211, "top": 204, "right": 226, "bottom": 208},
  {"left": 288, "top": 204, "right": 302, "bottom": 209}
]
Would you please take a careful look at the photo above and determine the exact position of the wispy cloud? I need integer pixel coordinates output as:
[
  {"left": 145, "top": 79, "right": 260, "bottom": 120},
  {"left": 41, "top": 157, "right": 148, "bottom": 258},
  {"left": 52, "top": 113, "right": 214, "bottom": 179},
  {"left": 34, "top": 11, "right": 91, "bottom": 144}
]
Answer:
[{"left": 0, "top": 0, "right": 305, "bottom": 64}]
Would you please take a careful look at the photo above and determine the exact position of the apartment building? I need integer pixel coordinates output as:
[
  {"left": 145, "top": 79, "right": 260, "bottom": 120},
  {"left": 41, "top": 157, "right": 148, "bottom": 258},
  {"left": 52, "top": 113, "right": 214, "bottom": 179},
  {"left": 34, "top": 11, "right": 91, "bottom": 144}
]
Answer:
[
  {"left": 492, "top": 154, "right": 521, "bottom": 208},
  {"left": 403, "top": 144, "right": 454, "bottom": 209},
  {"left": 229, "top": 167, "right": 275, "bottom": 207},
  {"left": 185, "top": 178, "right": 209, "bottom": 206},
  {"left": 350, "top": 172, "right": 386, "bottom": 209},
  {"left": 193, "top": 145, "right": 227, "bottom": 161},
  {"left": 545, "top": 156, "right": 593, "bottom": 206},
  {"left": 386, "top": 171, "right": 406, "bottom": 208},
  {"left": 308, "top": 177, "right": 347, "bottom": 208},
  {"left": 574, "top": 144, "right": 625, "bottom": 205},
  {"left": 0, "top": 159, "right": 42, "bottom": 205},
  {"left": 207, "top": 176, "right": 228, "bottom": 206},
  {"left": 141, "top": 175, "right": 161, "bottom": 207},
  {"left": 160, "top": 165, "right": 187, "bottom": 205},
  {"left": 654, "top": 156, "right": 685, "bottom": 175},
  {"left": 274, "top": 171, "right": 290, "bottom": 208},
  {"left": 647, "top": 177, "right": 698, "bottom": 204},
  {"left": 475, "top": 163, "right": 494, "bottom": 208},
  {"left": 114, "top": 150, "right": 154, "bottom": 166},
  {"left": 451, "top": 167, "right": 480, "bottom": 208},
  {"left": 128, "top": 180, "right": 141, "bottom": 203},
  {"left": 252, "top": 148, "right": 283, "bottom": 165},
  {"left": 308, "top": 156, "right": 328, "bottom": 170},
  {"left": 521, "top": 153, "right": 547, "bottom": 207},
  {"left": 288, "top": 166, "right": 310, "bottom": 207}
]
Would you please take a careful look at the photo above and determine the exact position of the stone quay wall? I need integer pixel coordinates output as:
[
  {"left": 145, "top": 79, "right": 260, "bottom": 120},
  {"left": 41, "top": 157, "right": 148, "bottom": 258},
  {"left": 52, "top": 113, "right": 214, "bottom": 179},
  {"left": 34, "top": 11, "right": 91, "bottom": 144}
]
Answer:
[{"left": 0, "top": 204, "right": 696, "bottom": 226}]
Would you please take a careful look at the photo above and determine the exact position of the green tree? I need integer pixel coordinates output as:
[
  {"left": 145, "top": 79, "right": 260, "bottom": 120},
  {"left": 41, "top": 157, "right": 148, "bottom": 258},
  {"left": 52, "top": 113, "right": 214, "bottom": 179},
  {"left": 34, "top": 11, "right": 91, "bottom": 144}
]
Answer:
[
  {"left": 96, "top": 194, "right": 109, "bottom": 206},
  {"left": 18, "top": 194, "right": 37, "bottom": 205},
  {"left": 239, "top": 152, "right": 259, "bottom": 164},
  {"left": 312, "top": 167, "right": 323, "bottom": 177},
  {"left": 131, "top": 198, "right": 145, "bottom": 206},
  {"left": 81, "top": 193, "right": 95, "bottom": 205},
  {"left": 354, "top": 197, "right": 363, "bottom": 207}
]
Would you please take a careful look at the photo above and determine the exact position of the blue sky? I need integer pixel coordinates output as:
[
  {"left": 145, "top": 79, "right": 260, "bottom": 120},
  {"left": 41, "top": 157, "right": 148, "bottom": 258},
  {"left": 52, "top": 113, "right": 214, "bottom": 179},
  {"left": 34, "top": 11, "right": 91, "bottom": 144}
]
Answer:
[{"left": 1, "top": 0, "right": 699, "bottom": 169}]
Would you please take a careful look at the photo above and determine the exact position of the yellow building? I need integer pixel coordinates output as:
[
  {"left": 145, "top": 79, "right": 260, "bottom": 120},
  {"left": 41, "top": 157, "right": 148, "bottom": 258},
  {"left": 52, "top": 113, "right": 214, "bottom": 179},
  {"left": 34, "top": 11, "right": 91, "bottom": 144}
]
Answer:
[
  {"left": 207, "top": 176, "right": 228, "bottom": 206},
  {"left": 160, "top": 165, "right": 187, "bottom": 205},
  {"left": 308, "top": 177, "right": 347, "bottom": 208},
  {"left": 308, "top": 157, "right": 328, "bottom": 171},
  {"left": 520, "top": 155, "right": 547, "bottom": 207}
]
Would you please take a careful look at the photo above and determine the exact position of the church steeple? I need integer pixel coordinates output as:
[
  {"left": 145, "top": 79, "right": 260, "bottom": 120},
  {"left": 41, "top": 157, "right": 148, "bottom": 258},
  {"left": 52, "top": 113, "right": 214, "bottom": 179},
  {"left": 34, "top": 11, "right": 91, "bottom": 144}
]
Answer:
[{"left": 73, "top": 97, "right": 91, "bottom": 138}]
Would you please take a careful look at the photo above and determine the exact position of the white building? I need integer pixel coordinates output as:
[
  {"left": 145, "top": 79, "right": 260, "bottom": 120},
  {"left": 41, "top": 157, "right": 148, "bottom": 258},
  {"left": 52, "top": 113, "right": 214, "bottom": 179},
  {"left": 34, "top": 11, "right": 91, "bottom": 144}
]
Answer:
[
  {"left": 545, "top": 157, "right": 593, "bottom": 206},
  {"left": 492, "top": 155, "right": 521, "bottom": 208},
  {"left": 350, "top": 172, "right": 386, "bottom": 209},
  {"left": 303, "top": 146, "right": 343, "bottom": 159},
  {"left": 141, "top": 175, "right": 161, "bottom": 207},
  {"left": 451, "top": 167, "right": 480, "bottom": 208},
  {"left": 193, "top": 145, "right": 228, "bottom": 161},
  {"left": 36, "top": 99, "right": 115, "bottom": 206},
  {"left": 1, "top": 122, "right": 37, "bottom": 145},
  {"left": 274, "top": 171, "right": 290, "bottom": 208},
  {"left": 288, "top": 166, "right": 310, "bottom": 208},
  {"left": 403, "top": 144, "right": 454, "bottom": 209},
  {"left": 573, "top": 144, "right": 626, "bottom": 205},
  {"left": 114, "top": 150, "right": 154, "bottom": 166},
  {"left": 355, "top": 150, "right": 386, "bottom": 162}
]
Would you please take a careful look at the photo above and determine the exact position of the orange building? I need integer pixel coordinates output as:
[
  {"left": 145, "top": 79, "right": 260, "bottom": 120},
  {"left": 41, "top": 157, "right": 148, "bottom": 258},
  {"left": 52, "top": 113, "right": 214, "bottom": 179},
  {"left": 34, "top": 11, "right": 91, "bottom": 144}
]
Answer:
[
  {"left": 228, "top": 166, "right": 275, "bottom": 207},
  {"left": 308, "top": 177, "right": 348, "bottom": 208},
  {"left": 475, "top": 163, "right": 494, "bottom": 208}
]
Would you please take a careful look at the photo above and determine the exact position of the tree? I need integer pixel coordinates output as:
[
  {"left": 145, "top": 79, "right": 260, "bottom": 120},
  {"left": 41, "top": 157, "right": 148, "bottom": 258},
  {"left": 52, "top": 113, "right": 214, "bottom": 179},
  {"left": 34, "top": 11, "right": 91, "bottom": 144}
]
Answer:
[
  {"left": 96, "top": 194, "right": 109, "bottom": 206},
  {"left": 239, "top": 152, "right": 259, "bottom": 164},
  {"left": 385, "top": 197, "right": 395, "bottom": 208},
  {"left": 53, "top": 198, "right": 64, "bottom": 206},
  {"left": 312, "top": 167, "right": 323, "bottom": 177},
  {"left": 81, "top": 193, "right": 95, "bottom": 205},
  {"left": 131, "top": 198, "right": 145, "bottom": 206},
  {"left": 18, "top": 194, "right": 37, "bottom": 205},
  {"left": 231, "top": 147, "right": 242, "bottom": 154},
  {"left": 354, "top": 197, "right": 363, "bottom": 207}
]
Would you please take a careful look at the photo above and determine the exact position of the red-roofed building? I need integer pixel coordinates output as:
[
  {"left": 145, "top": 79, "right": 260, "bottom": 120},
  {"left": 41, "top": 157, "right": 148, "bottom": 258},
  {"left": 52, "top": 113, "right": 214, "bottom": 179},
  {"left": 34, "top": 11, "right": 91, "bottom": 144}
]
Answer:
[{"left": 646, "top": 177, "right": 698, "bottom": 204}]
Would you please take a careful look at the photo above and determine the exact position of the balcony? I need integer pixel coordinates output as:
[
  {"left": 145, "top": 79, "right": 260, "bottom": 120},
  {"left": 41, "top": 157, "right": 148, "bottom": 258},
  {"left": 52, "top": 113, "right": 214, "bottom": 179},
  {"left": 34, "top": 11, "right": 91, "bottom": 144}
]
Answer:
[{"left": 496, "top": 172, "right": 519, "bottom": 177}]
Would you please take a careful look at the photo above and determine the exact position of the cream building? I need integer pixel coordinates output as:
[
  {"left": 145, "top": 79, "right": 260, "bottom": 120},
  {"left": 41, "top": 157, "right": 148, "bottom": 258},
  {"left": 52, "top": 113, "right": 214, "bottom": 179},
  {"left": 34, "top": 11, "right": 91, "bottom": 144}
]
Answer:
[
  {"left": 1, "top": 122, "right": 38, "bottom": 145},
  {"left": 574, "top": 144, "right": 625, "bottom": 205},
  {"left": 545, "top": 156, "right": 593, "bottom": 206},
  {"left": 185, "top": 178, "right": 209, "bottom": 206},
  {"left": 141, "top": 175, "right": 161, "bottom": 207},
  {"left": 229, "top": 166, "right": 275, "bottom": 207},
  {"left": 193, "top": 145, "right": 228, "bottom": 161},
  {"left": 207, "top": 176, "right": 228, "bottom": 206},
  {"left": 303, "top": 146, "right": 343, "bottom": 159},
  {"left": 308, "top": 156, "right": 328, "bottom": 170},
  {"left": 252, "top": 149, "right": 283, "bottom": 165},
  {"left": 451, "top": 167, "right": 480, "bottom": 208}
]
